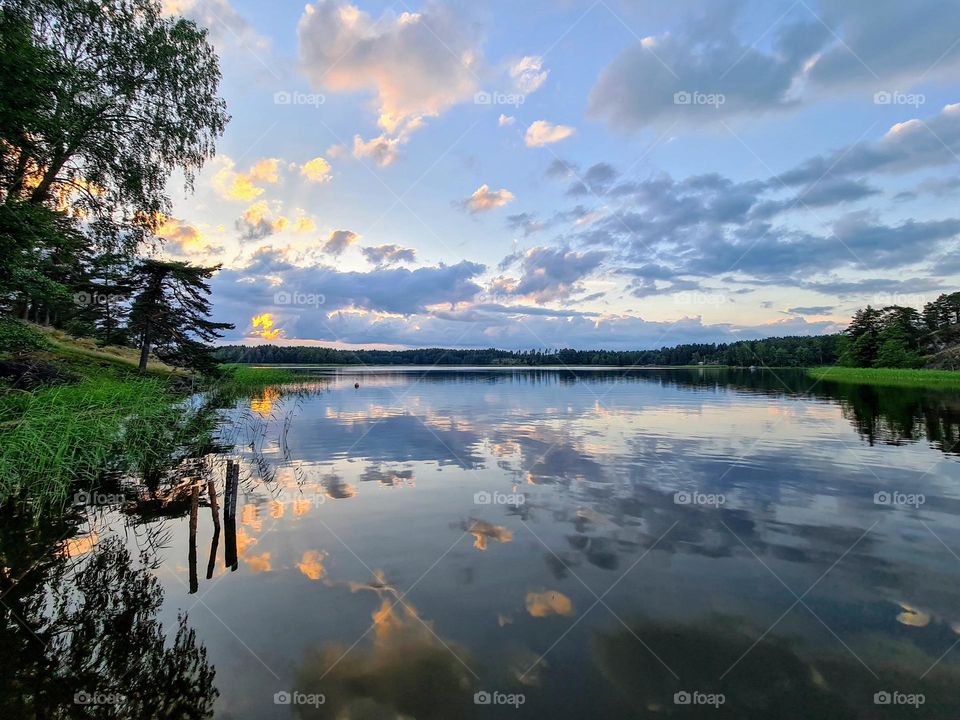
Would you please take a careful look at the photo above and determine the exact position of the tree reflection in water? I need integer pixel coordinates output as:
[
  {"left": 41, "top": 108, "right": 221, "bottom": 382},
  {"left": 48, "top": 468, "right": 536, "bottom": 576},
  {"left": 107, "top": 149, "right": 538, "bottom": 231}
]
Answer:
[{"left": 0, "top": 521, "right": 217, "bottom": 719}]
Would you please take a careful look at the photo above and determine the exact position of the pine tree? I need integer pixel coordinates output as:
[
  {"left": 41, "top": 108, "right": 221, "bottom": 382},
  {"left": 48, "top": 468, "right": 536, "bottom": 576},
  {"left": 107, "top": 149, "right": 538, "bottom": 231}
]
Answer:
[{"left": 128, "top": 259, "right": 233, "bottom": 374}]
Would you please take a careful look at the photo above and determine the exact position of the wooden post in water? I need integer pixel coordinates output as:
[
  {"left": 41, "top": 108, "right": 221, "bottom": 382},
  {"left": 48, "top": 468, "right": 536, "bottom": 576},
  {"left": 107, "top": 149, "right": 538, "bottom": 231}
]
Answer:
[
  {"left": 188, "top": 483, "right": 199, "bottom": 593},
  {"left": 206, "top": 478, "right": 221, "bottom": 580},
  {"left": 224, "top": 460, "right": 239, "bottom": 571}
]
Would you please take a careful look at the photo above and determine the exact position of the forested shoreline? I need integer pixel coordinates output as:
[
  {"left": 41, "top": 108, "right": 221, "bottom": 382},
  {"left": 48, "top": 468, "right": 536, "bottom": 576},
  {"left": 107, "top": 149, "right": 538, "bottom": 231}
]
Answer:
[
  {"left": 215, "top": 334, "right": 843, "bottom": 367},
  {"left": 215, "top": 291, "right": 960, "bottom": 369}
]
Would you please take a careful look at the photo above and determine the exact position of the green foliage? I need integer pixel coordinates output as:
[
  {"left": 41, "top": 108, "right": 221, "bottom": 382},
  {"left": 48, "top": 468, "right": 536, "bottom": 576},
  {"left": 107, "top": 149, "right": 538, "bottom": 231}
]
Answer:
[
  {"left": 128, "top": 259, "right": 234, "bottom": 373},
  {"left": 807, "top": 367, "right": 960, "bottom": 389},
  {"left": 1, "top": 0, "right": 229, "bottom": 228},
  {"left": 0, "top": 376, "right": 189, "bottom": 508},
  {"left": 216, "top": 365, "right": 299, "bottom": 390},
  {"left": 214, "top": 335, "right": 845, "bottom": 368},
  {"left": 0, "top": 316, "right": 48, "bottom": 352}
]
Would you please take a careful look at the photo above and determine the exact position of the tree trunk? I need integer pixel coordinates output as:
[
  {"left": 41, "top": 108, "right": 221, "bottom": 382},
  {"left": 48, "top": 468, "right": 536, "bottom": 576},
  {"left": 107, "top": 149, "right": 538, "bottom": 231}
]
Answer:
[{"left": 138, "top": 322, "right": 152, "bottom": 373}]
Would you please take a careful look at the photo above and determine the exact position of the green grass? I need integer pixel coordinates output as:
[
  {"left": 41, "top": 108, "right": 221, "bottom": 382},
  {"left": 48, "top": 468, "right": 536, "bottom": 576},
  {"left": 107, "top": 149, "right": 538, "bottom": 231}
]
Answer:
[
  {"left": 0, "top": 328, "right": 311, "bottom": 511},
  {"left": 807, "top": 366, "right": 960, "bottom": 389},
  {"left": 0, "top": 376, "right": 190, "bottom": 509},
  {"left": 216, "top": 364, "right": 299, "bottom": 389}
]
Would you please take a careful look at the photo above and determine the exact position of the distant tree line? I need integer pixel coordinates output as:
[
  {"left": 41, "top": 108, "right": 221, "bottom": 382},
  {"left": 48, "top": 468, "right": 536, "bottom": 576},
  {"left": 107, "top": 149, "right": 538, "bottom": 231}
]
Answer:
[
  {"left": 217, "top": 294, "right": 960, "bottom": 369},
  {"left": 839, "top": 292, "right": 960, "bottom": 368},
  {"left": 0, "top": 0, "right": 232, "bottom": 372},
  {"left": 215, "top": 334, "right": 845, "bottom": 368}
]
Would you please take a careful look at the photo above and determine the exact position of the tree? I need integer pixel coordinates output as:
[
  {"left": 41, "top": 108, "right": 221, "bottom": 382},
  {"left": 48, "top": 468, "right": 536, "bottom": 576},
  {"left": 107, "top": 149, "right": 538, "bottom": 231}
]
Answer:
[
  {"left": 128, "top": 259, "right": 233, "bottom": 373},
  {"left": 1, "top": 0, "right": 229, "bottom": 248},
  {"left": 840, "top": 306, "right": 883, "bottom": 367}
]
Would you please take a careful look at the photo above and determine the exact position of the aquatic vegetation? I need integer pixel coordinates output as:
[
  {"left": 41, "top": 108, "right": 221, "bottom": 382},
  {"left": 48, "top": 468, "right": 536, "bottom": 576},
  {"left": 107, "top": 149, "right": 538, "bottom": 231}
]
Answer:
[
  {"left": 0, "top": 376, "right": 192, "bottom": 509},
  {"left": 808, "top": 367, "right": 960, "bottom": 390}
]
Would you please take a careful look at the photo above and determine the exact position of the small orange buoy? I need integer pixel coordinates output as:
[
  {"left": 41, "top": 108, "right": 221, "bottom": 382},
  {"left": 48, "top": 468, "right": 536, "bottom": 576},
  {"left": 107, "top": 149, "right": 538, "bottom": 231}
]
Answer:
[{"left": 354, "top": 382, "right": 360, "bottom": 389}]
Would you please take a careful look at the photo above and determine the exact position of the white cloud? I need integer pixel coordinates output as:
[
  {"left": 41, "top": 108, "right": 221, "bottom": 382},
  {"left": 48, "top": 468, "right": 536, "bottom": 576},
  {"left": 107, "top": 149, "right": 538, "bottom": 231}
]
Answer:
[
  {"left": 498, "top": 114, "right": 516, "bottom": 127},
  {"left": 298, "top": 1, "right": 482, "bottom": 147},
  {"left": 509, "top": 55, "right": 549, "bottom": 94},
  {"left": 460, "top": 184, "right": 515, "bottom": 213},
  {"left": 525, "top": 120, "right": 576, "bottom": 147},
  {"left": 353, "top": 134, "right": 403, "bottom": 167}
]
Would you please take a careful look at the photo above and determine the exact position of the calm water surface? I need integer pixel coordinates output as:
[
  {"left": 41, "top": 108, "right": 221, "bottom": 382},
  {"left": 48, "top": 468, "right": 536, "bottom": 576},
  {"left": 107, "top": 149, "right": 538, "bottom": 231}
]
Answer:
[{"left": 6, "top": 368, "right": 960, "bottom": 718}]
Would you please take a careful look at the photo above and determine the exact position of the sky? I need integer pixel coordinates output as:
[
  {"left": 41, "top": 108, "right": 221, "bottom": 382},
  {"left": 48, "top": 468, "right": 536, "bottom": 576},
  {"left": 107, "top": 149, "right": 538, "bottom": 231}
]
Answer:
[{"left": 156, "top": 0, "right": 960, "bottom": 350}]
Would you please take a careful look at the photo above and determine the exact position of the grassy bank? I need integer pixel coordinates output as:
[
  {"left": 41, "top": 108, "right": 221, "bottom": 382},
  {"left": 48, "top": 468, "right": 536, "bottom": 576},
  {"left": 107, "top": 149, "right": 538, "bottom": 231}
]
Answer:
[
  {"left": 0, "top": 321, "right": 301, "bottom": 510},
  {"left": 0, "top": 376, "right": 186, "bottom": 507},
  {"left": 807, "top": 366, "right": 960, "bottom": 389}
]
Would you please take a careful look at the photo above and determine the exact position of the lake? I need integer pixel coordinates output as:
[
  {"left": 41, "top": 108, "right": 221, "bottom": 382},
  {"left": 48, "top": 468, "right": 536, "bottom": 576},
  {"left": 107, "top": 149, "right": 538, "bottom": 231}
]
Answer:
[{"left": 5, "top": 367, "right": 960, "bottom": 718}]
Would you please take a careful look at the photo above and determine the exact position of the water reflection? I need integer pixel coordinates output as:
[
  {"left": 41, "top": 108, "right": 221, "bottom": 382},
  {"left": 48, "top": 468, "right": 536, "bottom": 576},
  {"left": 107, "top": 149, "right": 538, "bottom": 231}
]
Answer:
[
  {"left": 592, "top": 616, "right": 960, "bottom": 718},
  {"left": 0, "top": 513, "right": 217, "bottom": 718},
  {"left": 4, "top": 368, "right": 960, "bottom": 718},
  {"left": 293, "top": 572, "right": 474, "bottom": 720}
]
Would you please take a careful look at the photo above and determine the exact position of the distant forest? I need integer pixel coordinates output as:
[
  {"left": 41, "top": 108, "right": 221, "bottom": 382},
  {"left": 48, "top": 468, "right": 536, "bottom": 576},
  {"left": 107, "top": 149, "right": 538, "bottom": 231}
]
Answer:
[
  {"left": 216, "top": 334, "right": 843, "bottom": 368},
  {"left": 217, "top": 292, "right": 960, "bottom": 369}
]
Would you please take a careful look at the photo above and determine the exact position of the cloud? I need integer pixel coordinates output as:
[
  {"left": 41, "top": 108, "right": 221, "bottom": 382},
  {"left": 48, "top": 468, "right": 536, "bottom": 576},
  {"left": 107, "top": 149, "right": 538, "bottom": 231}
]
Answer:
[
  {"left": 247, "top": 158, "right": 281, "bottom": 184},
  {"left": 300, "top": 157, "right": 332, "bottom": 183},
  {"left": 545, "top": 158, "right": 578, "bottom": 178},
  {"left": 353, "top": 133, "right": 403, "bottom": 167},
  {"left": 498, "top": 114, "right": 515, "bottom": 127},
  {"left": 156, "top": 217, "right": 223, "bottom": 255},
  {"left": 250, "top": 312, "right": 283, "bottom": 340},
  {"left": 776, "top": 103, "right": 960, "bottom": 185},
  {"left": 806, "top": 0, "right": 960, "bottom": 89},
  {"left": 292, "top": 209, "right": 317, "bottom": 233},
  {"left": 525, "top": 120, "right": 576, "bottom": 147},
  {"left": 494, "top": 246, "right": 605, "bottom": 303},
  {"left": 298, "top": 1, "right": 481, "bottom": 150},
  {"left": 236, "top": 201, "right": 289, "bottom": 241},
  {"left": 506, "top": 213, "right": 547, "bottom": 237},
  {"left": 459, "top": 184, "right": 515, "bottom": 213},
  {"left": 211, "top": 157, "right": 279, "bottom": 202},
  {"left": 162, "top": 0, "right": 276, "bottom": 73},
  {"left": 226, "top": 303, "right": 840, "bottom": 351},
  {"left": 587, "top": 2, "right": 960, "bottom": 131},
  {"left": 362, "top": 244, "right": 417, "bottom": 267},
  {"left": 509, "top": 55, "right": 549, "bottom": 94},
  {"left": 786, "top": 306, "right": 834, "bottom": 315},
  {"left": 215, "top": 251, "right": 485, "bottom": 316},
  {"left": 567, "top": 162, "right": 620, "bottom": 196},
  {"left": 323, "top": 229, "right": 360, "bottom": 256}
]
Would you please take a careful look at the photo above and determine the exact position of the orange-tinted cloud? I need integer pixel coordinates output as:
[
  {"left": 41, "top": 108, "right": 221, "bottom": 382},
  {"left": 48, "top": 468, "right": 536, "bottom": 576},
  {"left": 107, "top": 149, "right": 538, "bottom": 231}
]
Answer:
[
  {"left": 251, "top": 313, "right": 283, "bottom": 340},
  {"left": 297, "top": 550, "right": 327, "bottom": 580},
  {"left": 526, "top": 590, "right": 574, "bottom": 618}
]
